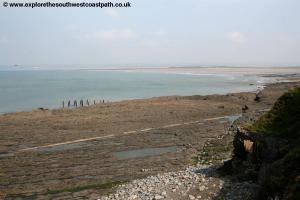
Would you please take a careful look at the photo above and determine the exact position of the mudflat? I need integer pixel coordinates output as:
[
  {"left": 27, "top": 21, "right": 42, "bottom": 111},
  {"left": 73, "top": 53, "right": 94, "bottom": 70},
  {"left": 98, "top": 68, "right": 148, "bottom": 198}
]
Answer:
[{"left": 0, "top": 81, "right": 299, "bottom": 199}]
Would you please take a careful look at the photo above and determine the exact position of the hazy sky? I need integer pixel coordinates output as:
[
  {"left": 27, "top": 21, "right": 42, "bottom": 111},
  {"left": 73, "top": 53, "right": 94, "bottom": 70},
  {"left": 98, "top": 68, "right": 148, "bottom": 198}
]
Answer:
[{"left": 0, "top": 0, "right": 300, "bottom": 67}]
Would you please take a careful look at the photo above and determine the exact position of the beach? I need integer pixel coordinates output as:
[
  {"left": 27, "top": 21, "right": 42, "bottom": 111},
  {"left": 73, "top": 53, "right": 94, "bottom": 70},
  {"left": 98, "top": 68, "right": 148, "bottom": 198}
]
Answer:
[
  {"left": 108, "top": 66, "right": 300, "bottom": 76},
  {"left": 1, "top": 77, "right": 299, "bottom": 199},
  {"left": 2, "top": 0, "right": 300, "bottom": 198}
]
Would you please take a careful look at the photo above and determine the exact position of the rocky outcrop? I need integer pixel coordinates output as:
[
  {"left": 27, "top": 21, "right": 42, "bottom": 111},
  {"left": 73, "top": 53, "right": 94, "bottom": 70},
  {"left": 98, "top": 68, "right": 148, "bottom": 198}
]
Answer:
[
  {"left": 224, "top": 127, "right": 288, "bottom": 180},
  {"left": 220, "top": 87, "right": 300, "bottom": 200}
]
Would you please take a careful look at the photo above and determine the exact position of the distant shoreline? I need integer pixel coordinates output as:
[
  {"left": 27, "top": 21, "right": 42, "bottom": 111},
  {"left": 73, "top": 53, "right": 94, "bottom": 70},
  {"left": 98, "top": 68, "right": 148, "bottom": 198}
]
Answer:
[
  {"left": 90, "top": 66, "right": 300, "bottom": 76},
  {"left": 1, "top": 66, "right": 300, "bottom": 72}
]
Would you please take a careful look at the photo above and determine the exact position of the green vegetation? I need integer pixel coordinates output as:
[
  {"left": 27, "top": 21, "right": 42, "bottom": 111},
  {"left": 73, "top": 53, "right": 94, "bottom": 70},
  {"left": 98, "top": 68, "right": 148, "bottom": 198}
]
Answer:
[
  {"left": 45, "top": 181, "right": 125, "bottom": 195},
  {"left": 260, "top": 146, "right": 300, "bottom": 199},
  {"left": 244, "top": 87, "right": 300, "bottom": 199},
  {"left": 247, "top": 87, "right": 300, "bottom": 138}
]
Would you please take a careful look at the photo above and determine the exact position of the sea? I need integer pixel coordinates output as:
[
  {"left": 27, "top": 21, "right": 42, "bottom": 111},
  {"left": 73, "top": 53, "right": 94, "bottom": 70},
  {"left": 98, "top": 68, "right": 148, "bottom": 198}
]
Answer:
[{"left": 0, "top": 69, "right": 271, "bottom": 114}]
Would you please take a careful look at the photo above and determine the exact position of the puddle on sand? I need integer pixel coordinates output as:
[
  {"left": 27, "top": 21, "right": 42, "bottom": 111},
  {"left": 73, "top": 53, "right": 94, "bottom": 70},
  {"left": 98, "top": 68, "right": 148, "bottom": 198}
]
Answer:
[
  {"left": 0, "top": 152, "right": 14, "bottom": 158},
  {"left": 224, "top": 114, "right": 242, "bottom": 123},
  {"left": 113, "top": 146, "right": 179, "bottom": 160}
]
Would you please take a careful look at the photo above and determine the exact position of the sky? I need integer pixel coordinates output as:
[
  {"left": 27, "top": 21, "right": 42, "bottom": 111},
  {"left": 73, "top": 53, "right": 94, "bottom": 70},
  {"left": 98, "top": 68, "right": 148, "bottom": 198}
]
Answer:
[{"left": 0, "top": 0, "right": 300, "bottom": 68}]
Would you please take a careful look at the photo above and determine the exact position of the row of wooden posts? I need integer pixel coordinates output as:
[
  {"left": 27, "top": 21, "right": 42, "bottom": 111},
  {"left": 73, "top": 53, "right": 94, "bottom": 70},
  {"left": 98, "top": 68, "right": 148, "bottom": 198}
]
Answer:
[{"left": 62, "top": 99, "right": 105, "bottom": 108}]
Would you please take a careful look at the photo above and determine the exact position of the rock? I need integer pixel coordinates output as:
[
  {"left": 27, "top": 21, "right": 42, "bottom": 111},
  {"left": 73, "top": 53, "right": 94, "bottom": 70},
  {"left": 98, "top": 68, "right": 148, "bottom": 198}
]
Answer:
[
  {"left": 242, "top": 105, "right": 249, "bottom": 113},
  {"left": 254, "top": 94, "right": 261, "bottom": 102},
  {"left": 128, "top": 195, "right": 137, "bottom": 200},
  {"left": 199, "top": 185, "right": 206, "bottom": 191},
  {"left": 98, "top": 161, "right": 259, "bottom": 200},
  {"left": 154, "top": 194, "right": 164, "bottom": 199}
]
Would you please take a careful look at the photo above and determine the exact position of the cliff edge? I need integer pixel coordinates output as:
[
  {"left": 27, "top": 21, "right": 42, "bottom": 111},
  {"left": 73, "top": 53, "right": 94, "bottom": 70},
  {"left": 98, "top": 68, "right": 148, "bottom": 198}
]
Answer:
[{"left": 220, "top": 87, "right": 300, "bottom": 200}]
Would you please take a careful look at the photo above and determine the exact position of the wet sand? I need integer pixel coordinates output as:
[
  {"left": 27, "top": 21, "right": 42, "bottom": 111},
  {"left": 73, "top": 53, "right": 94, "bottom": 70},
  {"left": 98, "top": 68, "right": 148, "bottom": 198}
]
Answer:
[
  {"left": 99, "top": 66, "right": 300, "bottom": 77},
  {"left": 0, "top": 80, "right": 299, "bottom": 199}
]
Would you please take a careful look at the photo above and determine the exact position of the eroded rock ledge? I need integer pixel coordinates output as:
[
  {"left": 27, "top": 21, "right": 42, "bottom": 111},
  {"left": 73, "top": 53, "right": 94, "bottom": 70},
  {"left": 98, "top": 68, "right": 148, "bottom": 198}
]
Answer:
[{"left": 220, "top": 87, "right": 300, "bottom": 200}]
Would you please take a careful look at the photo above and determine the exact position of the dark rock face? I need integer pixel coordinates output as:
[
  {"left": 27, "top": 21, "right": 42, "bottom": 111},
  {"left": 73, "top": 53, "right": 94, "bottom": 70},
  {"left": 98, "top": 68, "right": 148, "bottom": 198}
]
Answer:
[
  {"left": 219, "top": 127, "right": 299, "bottom": 200},
  {"left": 220, "top": 87, "right": 300, "bottom": 200}
]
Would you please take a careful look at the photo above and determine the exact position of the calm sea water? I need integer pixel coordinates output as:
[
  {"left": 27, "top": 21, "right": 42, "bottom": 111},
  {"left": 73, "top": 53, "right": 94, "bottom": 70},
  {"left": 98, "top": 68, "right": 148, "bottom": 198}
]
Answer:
[{"left": 0, "top": 70, "right": 266, "bottom": 113}]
